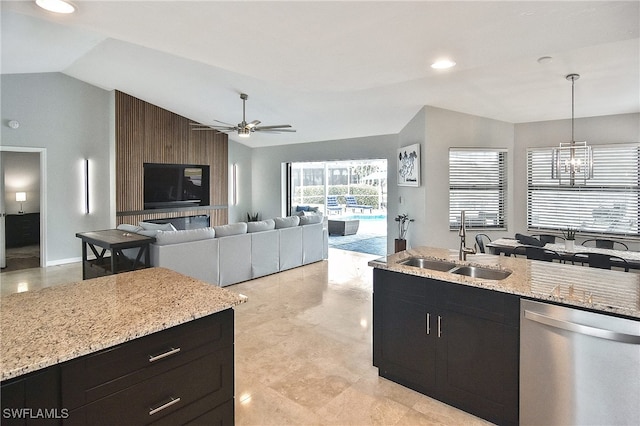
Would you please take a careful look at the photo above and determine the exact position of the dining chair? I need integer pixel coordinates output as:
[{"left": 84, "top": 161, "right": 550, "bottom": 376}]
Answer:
[
  {"left": 513, "top": 246, "right": 562, "bottom": 263},
  {"left": 570, "top": 252, "right": 630, "bottom": 272},
  {"left": 581, "top": 239, "right": 628, "bottom": 251},
  {"left": 515, "top": 233, "right": 544, "bottom": 247},
  {"left": 531, "top": 234, "right": 565, "bottom": 244},
  {"left": 474, "top": 233, "right": 491, "bottom": 253}
]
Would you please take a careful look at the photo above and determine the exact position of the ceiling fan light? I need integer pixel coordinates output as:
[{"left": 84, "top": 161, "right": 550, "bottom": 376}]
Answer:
[
  {"left": 35, "top": 0, "right": 76, "bottom": 14},
  {"left": 237, "top": 128, "right": 250, "bottom": 138},
  {"left": 431, "top": 59, "right": 456, "bottom": 69}
]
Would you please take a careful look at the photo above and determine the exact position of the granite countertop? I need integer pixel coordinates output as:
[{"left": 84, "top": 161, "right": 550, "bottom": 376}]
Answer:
[
  {"left": 369, "top": 246, "right": 640, "bottom": 320},
  {"left": 1, "top": 267, "right": 247, "bottom": 381}
]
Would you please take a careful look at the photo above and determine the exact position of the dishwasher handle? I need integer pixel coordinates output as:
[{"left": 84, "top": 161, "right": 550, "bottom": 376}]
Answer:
[{"left": 524, "top": 310, "right": 640, "bottom": 344}]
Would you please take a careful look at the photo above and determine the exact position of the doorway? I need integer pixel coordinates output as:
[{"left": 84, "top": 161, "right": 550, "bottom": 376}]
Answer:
[
  {"left": 287, "top": 159, "right": 388, "bottom": 256},
  {"left": 1, "top": 148, "right": 46, "bottom": 272}
]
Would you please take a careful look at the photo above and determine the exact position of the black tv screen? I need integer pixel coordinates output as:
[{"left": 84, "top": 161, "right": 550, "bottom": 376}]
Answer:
[{"left": 144, "top": 163, "right": 210, "bottom": 210}]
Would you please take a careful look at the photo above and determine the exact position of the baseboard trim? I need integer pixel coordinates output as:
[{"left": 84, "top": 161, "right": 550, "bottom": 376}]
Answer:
[{"left": 46, "top": 257, "right": 82, "bottom": 267}]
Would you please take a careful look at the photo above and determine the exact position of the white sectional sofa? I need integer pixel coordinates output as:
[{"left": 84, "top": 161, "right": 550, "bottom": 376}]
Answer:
[{"left": 119, "top": 214, "right": 328, "bottom": 287}]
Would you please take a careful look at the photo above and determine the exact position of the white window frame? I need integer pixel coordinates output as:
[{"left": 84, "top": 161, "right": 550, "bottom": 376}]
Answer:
[
  {"left": 449, "top": 148, "right": 508, "bottom": 230},
  {"left": 527, "top": 143, "right": 640, "bottom": 238}
]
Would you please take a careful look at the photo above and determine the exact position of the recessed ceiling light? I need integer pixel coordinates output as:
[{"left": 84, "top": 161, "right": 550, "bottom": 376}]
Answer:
[
  {"left": 431, "top": 59, "right": 456, "bottom": 70},
  {"left": 537, "top": 56, "right": 553, "bottom": 65},
  {"left": 35, "top": 0, "right": 76, "bottom": 14}
]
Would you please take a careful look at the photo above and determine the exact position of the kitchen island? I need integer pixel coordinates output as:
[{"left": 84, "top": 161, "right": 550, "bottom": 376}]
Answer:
[
  {"left": 370, "top": 247, "right": 639, "bottom": 426},
  {"left": 1, "top": 267, "right": 246, "bottom": 425}
]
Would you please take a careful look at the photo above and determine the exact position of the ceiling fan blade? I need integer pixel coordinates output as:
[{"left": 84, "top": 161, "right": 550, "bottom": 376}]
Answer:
[
  {"left": 254, "top": 124, "right": 293, "bottom": 130},
  {"left": 255, "top": 128, "right": 297, "bottom": 133},
  {"left": 246, "top": 120, "right": 261, "bottom": 129},
  {"left": 191, "top": 126, "right": 236, "bottom": 132}
]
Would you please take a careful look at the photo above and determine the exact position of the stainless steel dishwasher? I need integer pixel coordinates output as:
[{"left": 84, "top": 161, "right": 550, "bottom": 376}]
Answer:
[{"left": 520, "top": 299, "right": 640, "bottom": 425}]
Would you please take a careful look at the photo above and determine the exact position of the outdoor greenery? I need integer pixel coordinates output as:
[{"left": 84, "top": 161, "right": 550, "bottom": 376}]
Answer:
[{"left": 294, "top": 184, "right": 381, "bottom": 208}]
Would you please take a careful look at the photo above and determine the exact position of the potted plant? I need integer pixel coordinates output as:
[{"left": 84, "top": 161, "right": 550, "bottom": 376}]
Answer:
[
  {"left": 563, "top": 227, "right": 576, "bottom": 251},
  {"left": 394, "top": 214, "right": 414, "bottom": 252},
  {"left": 247, "top": 212, "right": 260, "bottom": 222}
]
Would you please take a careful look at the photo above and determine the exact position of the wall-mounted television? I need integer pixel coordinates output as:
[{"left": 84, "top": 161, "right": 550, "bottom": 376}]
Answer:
[{"left": 143, "top": 163, "right": 210, "bottom": 210}]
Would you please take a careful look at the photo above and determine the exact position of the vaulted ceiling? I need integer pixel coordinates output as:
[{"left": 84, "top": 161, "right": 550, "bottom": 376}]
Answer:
[{"left": 2, "top": 1, "right": 638, "bottom": 147}]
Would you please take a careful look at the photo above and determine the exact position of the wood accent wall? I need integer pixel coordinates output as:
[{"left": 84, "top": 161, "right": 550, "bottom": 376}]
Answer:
[{"left": 115, "top": 91, "right": 228, "bottom": 226}]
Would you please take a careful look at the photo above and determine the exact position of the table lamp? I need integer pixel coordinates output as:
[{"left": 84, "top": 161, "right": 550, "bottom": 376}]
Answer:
[{"left": 16, "top": 192, "right": 26, "bottom": 214}]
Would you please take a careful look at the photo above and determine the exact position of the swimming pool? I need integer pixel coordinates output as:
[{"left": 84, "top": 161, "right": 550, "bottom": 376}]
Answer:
[{"left": 340, "top": 214, "right": 387, "bottom": 221}]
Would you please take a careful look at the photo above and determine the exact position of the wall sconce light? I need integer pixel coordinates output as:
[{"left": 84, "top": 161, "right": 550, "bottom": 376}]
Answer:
[
  {"left": 84, "top": 159, "right": 90, "bottom": 214},
  {"left": 16, "top": 192, "right": 26, "bottom": 214},
  {"left": 232, "top": 163, "right": 238, "bottom": 206}
]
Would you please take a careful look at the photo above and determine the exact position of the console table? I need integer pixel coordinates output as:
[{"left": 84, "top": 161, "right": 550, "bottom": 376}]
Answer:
[{"left": 76, "top": 229, "right": 156, "bottom": 279}]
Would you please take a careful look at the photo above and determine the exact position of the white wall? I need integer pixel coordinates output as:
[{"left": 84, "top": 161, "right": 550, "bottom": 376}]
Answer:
[
  {"left": 1, "top": 73, "right": 114, "bottom": 265},
  {"left": 228, "top": 140, "right": 253, "bottom": 223},
  {"left": 395, "top": 107, "right": 426, "bottom": 250}
]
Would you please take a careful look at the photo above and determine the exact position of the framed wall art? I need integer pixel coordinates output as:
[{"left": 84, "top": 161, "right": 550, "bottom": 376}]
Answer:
[{"left": 397, "top": 143, "right": 420, "bottom": 187}]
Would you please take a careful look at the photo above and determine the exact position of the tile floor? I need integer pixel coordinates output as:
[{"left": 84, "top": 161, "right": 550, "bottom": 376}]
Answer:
[{"left": 0, "top": 248, "right": 491, "bottom": 425}]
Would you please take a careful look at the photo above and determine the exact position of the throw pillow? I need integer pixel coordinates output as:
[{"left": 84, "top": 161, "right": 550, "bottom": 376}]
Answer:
[
  {"left": 154, "top": 227, "right": 216, "bottom": 246},
  {"left": 295, "top": 205, "right": 310, "bottom": 212},
  {"left": 117, "top": 223, "right": 144, "bottom": 233},
  {"left": 139, "top": 221, "right": 177, "bottom": 232},
  {"left": 299, "top": 214, "right": 322, "bottom": 225},
  {"left": 274, "top": 216, "right": 300, "bottom": 229},
  {"left": 247, "top": 219, "right": 276, "bottom": 233},
  {"left": 213, "top": 222, "right": 248, "bottom": 237}
]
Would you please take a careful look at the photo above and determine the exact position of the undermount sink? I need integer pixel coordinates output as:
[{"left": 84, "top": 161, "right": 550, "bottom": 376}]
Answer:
[
  {"left": 397, "top": 257, "right": 511, "bottom": 280},
  {"left": 450, "top": 266, "right": 512, "bottom": 280},
  {"left": 398, "top": 257, "right": 458, "bottom": 272}
]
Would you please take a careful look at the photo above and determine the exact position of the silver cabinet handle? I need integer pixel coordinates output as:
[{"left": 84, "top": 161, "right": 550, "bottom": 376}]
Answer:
[
  {"left": 426, "top": 313, "right": 431, "bottom": 335},
  {"left": 437, "top": 316, "right": 442, "bottom": 338},
  {"left": 149, "top": 396, "right": 181, "bottom": 416},
  {"left": 524, "top": 310, "right": 640, "bottom": 344},
  {"left": 148, "top": 347, "right": 181, "bottom": 363}
]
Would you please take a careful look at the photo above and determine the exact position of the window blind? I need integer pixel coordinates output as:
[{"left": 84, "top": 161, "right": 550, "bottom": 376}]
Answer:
[
  {"left": 449, "top": 149, "right": 507, "bottom": 230},
  {"left": 527, "top": 143, "right": 640, "bottom": 237}
]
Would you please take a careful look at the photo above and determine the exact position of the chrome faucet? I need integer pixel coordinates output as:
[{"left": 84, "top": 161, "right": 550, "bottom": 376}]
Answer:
[{"left": 458, "top": 210, "right": 476, "bottom": 261}]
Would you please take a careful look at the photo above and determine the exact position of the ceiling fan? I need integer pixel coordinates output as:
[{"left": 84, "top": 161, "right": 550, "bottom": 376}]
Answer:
[{"left": 190, "top": 93, "right": 296, "bottom": 138}]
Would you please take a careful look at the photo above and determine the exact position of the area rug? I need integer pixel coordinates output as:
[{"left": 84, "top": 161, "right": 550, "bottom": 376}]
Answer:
[
  {"left": 329, "top": 233, "right": 387, "bottom": 256},
  {"left": 1, "top": 256, "right": 40, "bottom": 273}
]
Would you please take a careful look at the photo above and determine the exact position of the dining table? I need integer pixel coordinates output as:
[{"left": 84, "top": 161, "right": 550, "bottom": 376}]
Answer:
[{"left": 486, "top": 237, "right": 640, "bottom": 270}]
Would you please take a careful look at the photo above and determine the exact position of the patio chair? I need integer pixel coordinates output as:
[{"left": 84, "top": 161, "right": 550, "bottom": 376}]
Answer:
[
  {"left": 326, "top": 196, "right": 343, "bottom": 214},
  {"left": 345, "top": 195, "right": 373, "bottom": 213}
]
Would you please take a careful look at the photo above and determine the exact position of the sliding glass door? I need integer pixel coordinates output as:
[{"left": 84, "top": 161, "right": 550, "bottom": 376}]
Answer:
[{"left": 287, "top": 159, "right": 387, "bottom": 216}]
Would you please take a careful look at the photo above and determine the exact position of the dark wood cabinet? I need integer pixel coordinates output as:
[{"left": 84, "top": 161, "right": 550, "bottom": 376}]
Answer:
[
  {"left": 5, "top": 213, "right": 40, "bottom": 248},
  {"left": 373, "top": 269, "right": 519, "bottom": 425},
  {"left": 1, "top": 309, "right": 234, "bottom": 426},
  {"left": 0, "top": 367, "right": 61, "bottom": 426}
]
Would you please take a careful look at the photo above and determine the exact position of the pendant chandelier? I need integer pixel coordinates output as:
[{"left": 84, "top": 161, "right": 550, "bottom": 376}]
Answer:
[{"left": 551, "top": 73, "right": 593, "bottom": 186}]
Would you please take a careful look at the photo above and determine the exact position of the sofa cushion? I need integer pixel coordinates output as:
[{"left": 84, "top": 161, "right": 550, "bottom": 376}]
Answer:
[
  {"left": 299, "top": 214, "right": 323, "bottom": 225},
  {"left": 274, "top": 216, "right": 300, "bottom": 229},
  {"left": 214, "top": 222, "right": 248, "bottom": 237},
  {"left": 155, "top": 227, "right": 216, "bottom": 246},
  {"left": 117, "top": 224, "right": 144, "bottom": 233},
  {"left": 247, "top": 219, "right": 276, "bottom": 233},
  {"left": 139, "top": 221, "right": 177, "bottom": 232}
]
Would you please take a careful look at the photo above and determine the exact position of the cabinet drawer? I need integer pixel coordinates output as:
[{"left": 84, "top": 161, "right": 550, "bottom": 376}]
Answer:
[
  {"left": 62, "top": 309, "right": 233, "bottom": 409},
  {"left": 65, "top": 348, "right": 233, "bottom": 425},
  {"left": 445, "top": 283, "right": 519, "bottom": 326}
]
